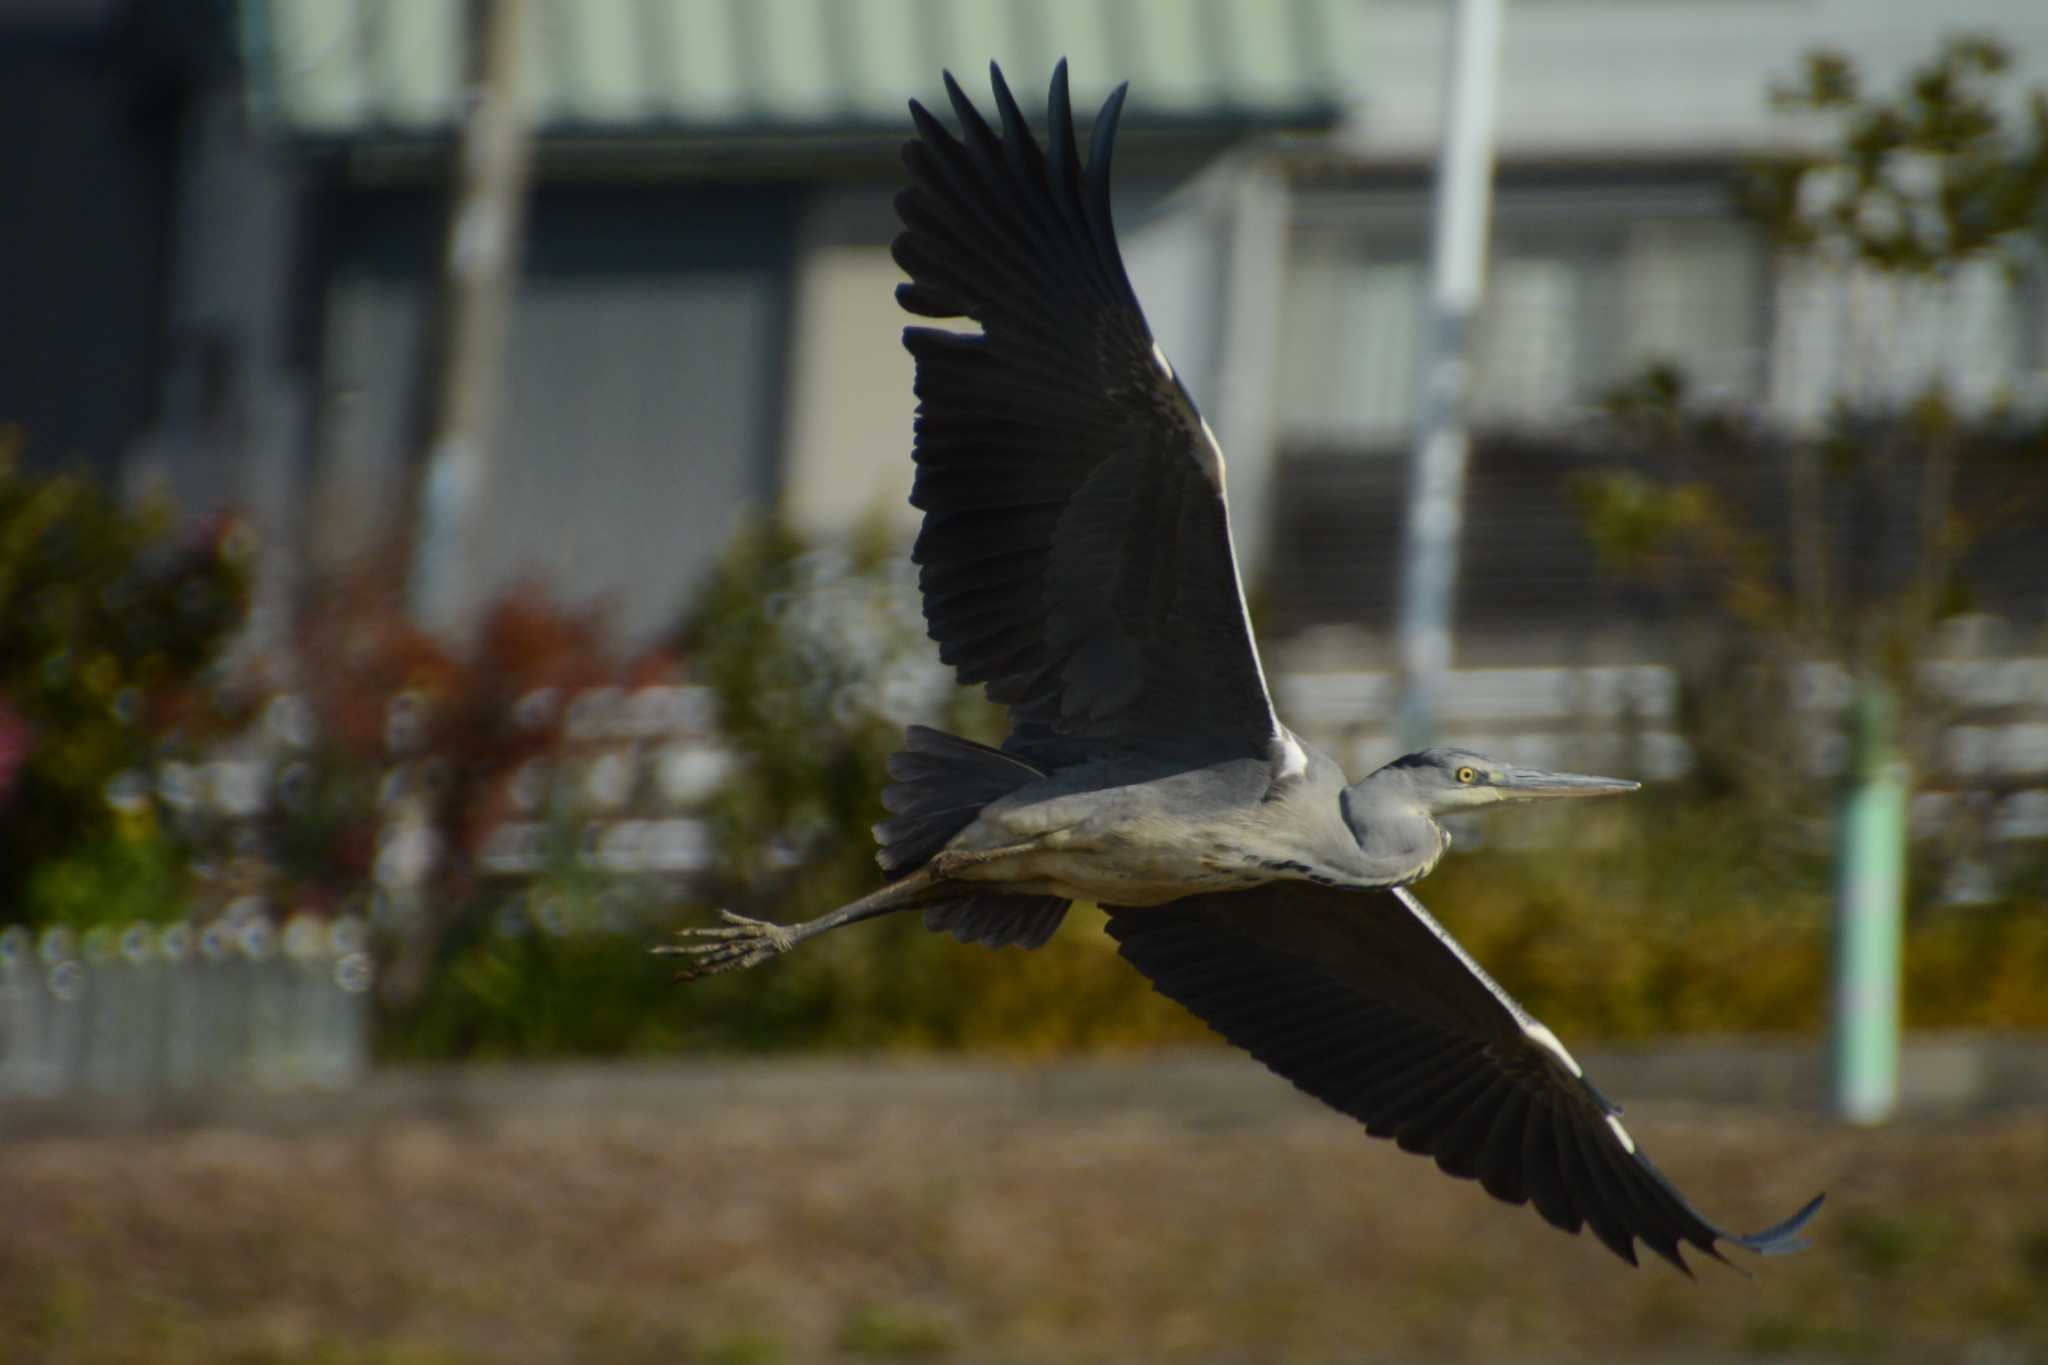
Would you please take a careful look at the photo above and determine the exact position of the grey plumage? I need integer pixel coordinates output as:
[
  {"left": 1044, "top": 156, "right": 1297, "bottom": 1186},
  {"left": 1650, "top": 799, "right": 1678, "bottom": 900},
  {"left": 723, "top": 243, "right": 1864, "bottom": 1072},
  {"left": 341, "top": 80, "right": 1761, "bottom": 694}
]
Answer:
[{"left": 662, "top": 61, "right": 1823, "bottom": 1274}]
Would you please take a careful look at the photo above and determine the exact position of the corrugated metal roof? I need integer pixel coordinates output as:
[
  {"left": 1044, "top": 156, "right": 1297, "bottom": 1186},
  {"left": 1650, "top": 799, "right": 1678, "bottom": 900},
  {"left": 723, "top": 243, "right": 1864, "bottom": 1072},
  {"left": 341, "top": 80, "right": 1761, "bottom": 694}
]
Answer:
[{"left": 238, "top": 0, "right": 1356, "bottom": 141}]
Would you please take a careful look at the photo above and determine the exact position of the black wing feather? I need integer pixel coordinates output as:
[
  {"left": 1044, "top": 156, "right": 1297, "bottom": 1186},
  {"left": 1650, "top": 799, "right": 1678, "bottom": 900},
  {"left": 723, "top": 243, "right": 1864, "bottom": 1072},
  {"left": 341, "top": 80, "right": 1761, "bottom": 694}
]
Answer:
[
  {"left": 1104, "top": 882, "right": 1825, "bottom": 1272},
  {"left": 896, "top": 61, "right": 1278, "bottom": 761}
]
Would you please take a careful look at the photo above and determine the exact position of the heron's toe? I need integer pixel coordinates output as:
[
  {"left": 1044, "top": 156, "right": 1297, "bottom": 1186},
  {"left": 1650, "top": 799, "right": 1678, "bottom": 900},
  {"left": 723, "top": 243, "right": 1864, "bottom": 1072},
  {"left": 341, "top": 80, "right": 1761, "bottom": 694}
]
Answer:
[{"left": 654, "top": 911, "right": 797, "bottom": 980}]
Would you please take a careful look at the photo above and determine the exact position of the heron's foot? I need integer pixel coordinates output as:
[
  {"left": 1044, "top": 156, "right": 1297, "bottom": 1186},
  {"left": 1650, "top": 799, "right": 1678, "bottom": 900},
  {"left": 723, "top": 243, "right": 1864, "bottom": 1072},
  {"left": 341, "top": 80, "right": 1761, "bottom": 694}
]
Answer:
[{"left": 655, "top": 910, "right": 798, "bottom": 980}]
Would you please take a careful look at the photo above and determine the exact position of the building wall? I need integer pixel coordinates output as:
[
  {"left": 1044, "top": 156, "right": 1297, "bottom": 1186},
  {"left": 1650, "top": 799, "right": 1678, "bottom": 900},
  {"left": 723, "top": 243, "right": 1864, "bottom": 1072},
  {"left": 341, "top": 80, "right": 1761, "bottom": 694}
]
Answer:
[
  {"left": 1257, "top": 0, "right": 2048, "bottom": 662},
  {"left": 781, "top": 241, "right": 928, "bottom": 543},
  {"left": 1346, "top": 0, "right": 2048, "bottom": 160},
  {"left": 1281, "top": 174, "right": 1778, "bottom": 444},
  {"left": 779, "top": 176, "right": 1242, "bottom": 545},
  {"left": 309, "top": 182, "right": 796, "bottom": 644}
]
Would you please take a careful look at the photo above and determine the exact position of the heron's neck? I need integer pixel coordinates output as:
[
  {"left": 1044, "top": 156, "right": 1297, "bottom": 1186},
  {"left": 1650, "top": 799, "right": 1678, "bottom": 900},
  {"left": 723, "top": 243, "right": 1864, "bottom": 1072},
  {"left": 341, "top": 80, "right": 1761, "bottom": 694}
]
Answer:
[{"left": 1339, "top": 770, "right": 1448, "bottom": 886}]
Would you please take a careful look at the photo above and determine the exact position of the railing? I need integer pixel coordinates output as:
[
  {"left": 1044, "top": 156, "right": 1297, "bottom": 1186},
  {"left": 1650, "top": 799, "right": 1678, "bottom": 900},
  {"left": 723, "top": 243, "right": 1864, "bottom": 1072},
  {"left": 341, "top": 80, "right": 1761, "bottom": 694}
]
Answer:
[
  {"left": 1277, "top": 659, "right": 2048, "bottom": 879},
  {"left": 8, "top": 656, "right": 2041, "bottom": 1104},
  {"left": 467, "top": 663, "right": 2047, "bottom": 893},
  {"left": 0, "top": 918, "right": 372, "bottom": 1100}
]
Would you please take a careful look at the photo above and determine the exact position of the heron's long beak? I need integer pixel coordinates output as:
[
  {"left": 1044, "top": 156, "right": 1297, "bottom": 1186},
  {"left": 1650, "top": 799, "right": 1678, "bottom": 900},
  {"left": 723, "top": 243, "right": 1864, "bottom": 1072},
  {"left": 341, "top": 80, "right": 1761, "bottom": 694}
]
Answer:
[{"left": 1496, "top": 768, "right": 1641, "bottom": 800}]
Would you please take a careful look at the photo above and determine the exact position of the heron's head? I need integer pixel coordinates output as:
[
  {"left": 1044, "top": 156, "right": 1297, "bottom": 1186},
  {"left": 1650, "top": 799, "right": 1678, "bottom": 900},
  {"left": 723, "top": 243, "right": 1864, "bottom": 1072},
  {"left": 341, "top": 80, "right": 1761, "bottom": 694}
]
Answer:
[{"left": 1380, "top": 747, "right": 1640, "bottom": 816}]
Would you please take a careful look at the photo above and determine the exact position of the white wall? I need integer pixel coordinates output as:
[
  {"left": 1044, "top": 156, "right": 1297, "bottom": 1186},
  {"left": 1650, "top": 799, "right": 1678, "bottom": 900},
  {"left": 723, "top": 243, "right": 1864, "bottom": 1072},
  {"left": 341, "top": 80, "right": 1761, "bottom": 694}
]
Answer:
[
  {"left": 781, "top": 245, "right": 929, "bottom": 542},
  {"left": 780, "top": 184, "right": 1241, "bottom": 545},
  {"left": 1343, "top": 0, "right": 2048, "bottom": 160}
]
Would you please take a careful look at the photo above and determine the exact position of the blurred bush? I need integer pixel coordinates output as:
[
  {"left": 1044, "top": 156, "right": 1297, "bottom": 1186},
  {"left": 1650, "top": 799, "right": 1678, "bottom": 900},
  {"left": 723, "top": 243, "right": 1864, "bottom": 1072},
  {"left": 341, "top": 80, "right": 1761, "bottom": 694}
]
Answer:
[
  {"left": 196, "top": 560, "right": 659, "bottom": 1020},
  {"left": 4, "top": 437, "right": 2042, "bottom": 1056},
  {"left": 1571, "top": 35, "right": 2048, "bottom": 908},
  {"left": 1430, "top": 799, "right": 2048, "bottom": 1036},
  {"left": 383, "top": 518, "right": 2048, "bottom": 1058},
  {"left": 378, "top": 517, "right": 1213, "bottom": 1058},
  {"left": 151, "top": 461, "right": 2048, "bottom": 1055},
  {"left": 0, "top": 431, "right": 250, "bottom": 925}
]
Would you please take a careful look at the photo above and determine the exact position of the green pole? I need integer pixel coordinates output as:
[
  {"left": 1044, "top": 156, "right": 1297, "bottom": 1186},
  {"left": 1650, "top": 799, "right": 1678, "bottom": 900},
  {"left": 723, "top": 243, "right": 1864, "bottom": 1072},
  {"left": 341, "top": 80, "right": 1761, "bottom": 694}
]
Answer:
[{"left": 1830, "top": 683, "right": 1907, "bottom": 1125}]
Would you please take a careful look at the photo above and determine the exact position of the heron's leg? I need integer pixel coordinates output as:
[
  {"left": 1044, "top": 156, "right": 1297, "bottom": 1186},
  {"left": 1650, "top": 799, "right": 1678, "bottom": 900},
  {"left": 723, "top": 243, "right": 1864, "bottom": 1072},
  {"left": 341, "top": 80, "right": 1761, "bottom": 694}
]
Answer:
[
  {"left": 658, "top": 867, "right": 940, "bottom": 980},
  {"left": 658, "top": 846, "right": 1047, "bottom": 980},
  {"left": 924, "top": 846, "right": 1033, "bottom": 877}
]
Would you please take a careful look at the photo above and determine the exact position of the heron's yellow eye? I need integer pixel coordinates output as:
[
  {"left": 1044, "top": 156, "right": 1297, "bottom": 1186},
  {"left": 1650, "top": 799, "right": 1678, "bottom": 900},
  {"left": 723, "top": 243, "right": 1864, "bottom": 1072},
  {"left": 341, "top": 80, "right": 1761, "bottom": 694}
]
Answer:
[{"left": 1456, "top": 766, "right": 1477, "bottom": 784}]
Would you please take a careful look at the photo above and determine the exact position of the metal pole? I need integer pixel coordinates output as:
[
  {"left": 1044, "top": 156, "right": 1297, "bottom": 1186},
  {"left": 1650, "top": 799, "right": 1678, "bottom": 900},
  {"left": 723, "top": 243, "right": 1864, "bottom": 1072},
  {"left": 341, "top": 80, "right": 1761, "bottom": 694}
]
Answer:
[
  {"left": 1831, "top": 683, "right": 1907, "bottom": 1124},
  {"left": 412, "top": 0, "right": 533, "bottom": 637},
  {"left": 1396, "top": 0, "right": 1503, "bottom": 748}
]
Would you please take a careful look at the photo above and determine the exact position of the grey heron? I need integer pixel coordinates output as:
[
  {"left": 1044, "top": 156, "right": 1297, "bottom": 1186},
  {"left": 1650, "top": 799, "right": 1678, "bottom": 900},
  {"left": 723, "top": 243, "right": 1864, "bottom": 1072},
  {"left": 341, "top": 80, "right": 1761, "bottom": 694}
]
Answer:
[{"left": 664, "top": 62, "right": 1823, "bottom": 1273}]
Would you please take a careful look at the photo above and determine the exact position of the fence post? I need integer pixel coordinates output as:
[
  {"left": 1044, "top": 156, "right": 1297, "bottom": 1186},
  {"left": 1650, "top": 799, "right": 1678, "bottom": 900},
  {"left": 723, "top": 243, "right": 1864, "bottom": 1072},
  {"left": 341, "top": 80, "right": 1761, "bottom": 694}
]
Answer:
[
  {"left": 0, "top": 926, "right": 32, "bottom": 1096},
  {"left": 1830, "top": 682, "right": 1908, "bottom": 1124}
]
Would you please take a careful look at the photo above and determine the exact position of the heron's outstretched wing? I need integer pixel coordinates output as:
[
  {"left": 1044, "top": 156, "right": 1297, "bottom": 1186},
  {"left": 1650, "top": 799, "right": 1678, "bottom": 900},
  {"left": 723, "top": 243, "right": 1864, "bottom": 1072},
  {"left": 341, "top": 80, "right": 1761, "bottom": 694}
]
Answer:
[
  {"left": 894, "top": 62, "right": 1283, "bottom": 764},
  {"left": 1105, "top": 883, "right": 1824, "bottom": 1272}
]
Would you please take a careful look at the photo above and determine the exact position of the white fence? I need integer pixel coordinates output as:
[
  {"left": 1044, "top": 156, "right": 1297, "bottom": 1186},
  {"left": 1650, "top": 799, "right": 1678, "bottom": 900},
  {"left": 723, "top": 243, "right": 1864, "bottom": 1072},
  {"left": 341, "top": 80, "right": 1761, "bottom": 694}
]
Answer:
[
  {"left": 7, "top": 654, "right": 2041, "bottom": 1103},
  {"left": 467, "top": 662, "right": 2048, "bottom": 895},
  {"left": 1279, "top": 658, "right": 2048, "bottom": 860},
  {"left": 0, "top": 919, "right": 371, "bottom": 1100}
]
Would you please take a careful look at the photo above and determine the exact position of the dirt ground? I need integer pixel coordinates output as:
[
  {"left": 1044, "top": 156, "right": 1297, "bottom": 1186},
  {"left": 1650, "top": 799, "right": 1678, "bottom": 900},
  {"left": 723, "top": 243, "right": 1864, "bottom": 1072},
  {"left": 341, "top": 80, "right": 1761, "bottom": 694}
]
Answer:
[{"left": 2, "top": 1061, "right": 2045, "bottom": 1364}]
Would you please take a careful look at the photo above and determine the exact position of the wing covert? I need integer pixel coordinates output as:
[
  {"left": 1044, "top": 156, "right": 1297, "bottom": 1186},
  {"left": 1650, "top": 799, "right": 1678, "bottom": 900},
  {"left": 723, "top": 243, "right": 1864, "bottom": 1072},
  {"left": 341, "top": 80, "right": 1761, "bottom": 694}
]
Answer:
[
  {"left": 895, "top": 62, "right": 1280, "bottom": 761},
  {"left": 1104, "top": 882, "right": 1824, "bottom": 1272}
]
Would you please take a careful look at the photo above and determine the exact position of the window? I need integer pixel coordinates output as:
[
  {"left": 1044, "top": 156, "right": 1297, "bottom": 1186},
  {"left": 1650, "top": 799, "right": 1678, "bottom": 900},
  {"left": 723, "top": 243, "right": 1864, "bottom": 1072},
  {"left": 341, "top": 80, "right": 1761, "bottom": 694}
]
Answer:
[
  {"left": 1278, "top": 234, "right": 1422, "bottom": 444},
  {"left": 1276, "top": 186, "right": 1770, "bottom": 446},
  {"left": 1768, "top": 255, "right": 2037, "bottom": 427}
]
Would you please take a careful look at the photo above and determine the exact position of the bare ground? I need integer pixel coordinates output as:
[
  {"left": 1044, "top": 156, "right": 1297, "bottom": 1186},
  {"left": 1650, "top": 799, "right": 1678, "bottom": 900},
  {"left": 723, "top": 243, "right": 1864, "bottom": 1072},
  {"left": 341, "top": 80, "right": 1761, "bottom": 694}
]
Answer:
[{"left": 2, "top": 1060, "right": 2046, "bottom": 1364}]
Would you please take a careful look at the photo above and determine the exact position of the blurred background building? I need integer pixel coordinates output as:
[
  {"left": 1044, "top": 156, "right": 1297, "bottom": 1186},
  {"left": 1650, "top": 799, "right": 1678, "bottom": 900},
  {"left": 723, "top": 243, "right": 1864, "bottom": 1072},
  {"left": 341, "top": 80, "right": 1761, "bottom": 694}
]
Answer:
[
  {"left": 10, "top": 9, "right": 2048, "bottom": 1358},
  {"left": 10, "top": 0, "right": 2044, "bottom": 650},
  {"left": 6, "top": 0, "right": 2048, "bottom": 1094}
]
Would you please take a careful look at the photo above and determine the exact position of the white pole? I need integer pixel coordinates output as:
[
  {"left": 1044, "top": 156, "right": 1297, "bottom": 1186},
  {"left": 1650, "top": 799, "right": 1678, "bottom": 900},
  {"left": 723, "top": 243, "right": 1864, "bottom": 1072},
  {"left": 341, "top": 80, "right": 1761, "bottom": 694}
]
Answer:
[
  {"left": 1396, "top": 0, "right": 1503, "bottom": 747},
  {"left": 413, "top": 0, "right": 533, "bottom": 638}
]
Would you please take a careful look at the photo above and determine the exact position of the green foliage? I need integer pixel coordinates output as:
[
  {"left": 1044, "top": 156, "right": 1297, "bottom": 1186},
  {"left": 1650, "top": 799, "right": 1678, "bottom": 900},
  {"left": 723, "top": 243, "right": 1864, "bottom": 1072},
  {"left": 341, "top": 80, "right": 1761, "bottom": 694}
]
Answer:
[
  {"left": 674, "top": 515, "right": 935, "bottom": 900},
  {"left": 1743, "top": 36, "right": 2048, "bottom": 272},
  {"left": 673, "top": 514, "right": 1004, "bottom": 891},
  {"left": 1573, "top": 37, "right": 2048, "bottom": 892},
  {"left": 1841, "top": 1210, "right": 1963, "bottom": 1280},
  {"left": 1742, "top": 1307, "right": 1883, "bottom": 1358},
  {"left": 380, "top": 509, "right": 2048, "bottom": 1060},
  {"left": 2019, "top": 1226, "right": 2048, "bottom": 1284},
  {"left": 1419, "top": 800, "right": 1832, "bottom": 1038},
  {"left": 1902, "top": 896, "right": 2048, "bottom": 1029},
  {"left": 648, "top": 517, "right": 1239, "bottom": 1054},
  {"left": 381, "top": 517, "right": 1208, "bottom": 1059},
  {"left": 381, "top": 907, "right": 691, "bottom": 1059},
  {"left": 22, "top": 826, "right": 189, "bottom": 928},
  {"left": 699, "top": 1332, "right": 786, "bottom": 1365},
  {"left": 224, "top": 572, "right": 686, "bottom": 1041},
  {"left": 1730, "top": 37, "right": 2048, "bottom": 678},
  {"left": 0, "top": 432, "right": 251, "bottom": 922},
  {"left": 837, "top": 1303, "right": 952, "bottom": 1359},
  {"left": 1428, "top": 799, "right": 2048, "bottom": 1037}
]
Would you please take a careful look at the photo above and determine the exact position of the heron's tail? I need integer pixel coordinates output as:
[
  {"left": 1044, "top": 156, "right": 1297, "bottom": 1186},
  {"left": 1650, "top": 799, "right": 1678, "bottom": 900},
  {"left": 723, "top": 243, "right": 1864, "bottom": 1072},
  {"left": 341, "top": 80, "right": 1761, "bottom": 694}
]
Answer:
[
  {"left": 873, "top": 725, "right": 1044, "bottom": 876},
  {"left": 923, "top": 892, "right": 1070, "bottom": 950},
  {"left": 872, "top": 726, "right": 1072, "bottom": 950}
]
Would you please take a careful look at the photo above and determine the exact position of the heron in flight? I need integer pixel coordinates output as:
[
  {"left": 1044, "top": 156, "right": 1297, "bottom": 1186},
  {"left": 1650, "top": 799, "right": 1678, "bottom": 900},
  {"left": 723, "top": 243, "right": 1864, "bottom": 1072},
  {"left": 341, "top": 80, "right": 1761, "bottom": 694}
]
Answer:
[{"left": 665, "top": 62, "right": 1822, "bottom": 1273}]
